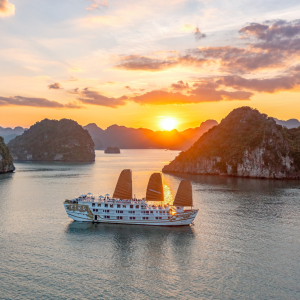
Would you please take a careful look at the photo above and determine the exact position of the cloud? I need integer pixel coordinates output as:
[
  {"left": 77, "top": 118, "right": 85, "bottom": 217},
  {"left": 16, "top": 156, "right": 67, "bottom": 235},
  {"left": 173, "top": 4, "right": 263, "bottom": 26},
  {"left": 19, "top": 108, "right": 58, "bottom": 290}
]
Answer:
[
  {"left": 0, "top": 0, "right": 15, "bottom": 17},
  {"left": 86, "top": 0, "right": 108, "bottom": 11},
  {"left": 130, "top": 86, "right": 252, "bottom": 106},
  {"left": 114, "top": 54, "right": 211, "bottom": 71},
  {"left": 115, "top": 55, "right": 179, "bottom": 71},
  {"left": 190, "top": 46, "right": 284, "bottom": 73},
  {"left": 194, "top": 26, "right": 206, "bottom": 41},
  {"left": 48, "top": 83, "right": 62, "bottom": 90},
  {"left": 71, "top": 88, "right": 128, "bottom": 108},
  {"left": 115, "top": 19, "right": 300, "bottom": 74},
  {"left": 170, "top": 80, "right": 189, "bottom": 90},
  {"left": 0, "top": 96, "right": 83, "bottom": 109},
  {"left": 217, "top": 71, "right": 300, "bottom": 93},
  {"left": 239, "top": 20, "right": 300, "bottom": 41}
]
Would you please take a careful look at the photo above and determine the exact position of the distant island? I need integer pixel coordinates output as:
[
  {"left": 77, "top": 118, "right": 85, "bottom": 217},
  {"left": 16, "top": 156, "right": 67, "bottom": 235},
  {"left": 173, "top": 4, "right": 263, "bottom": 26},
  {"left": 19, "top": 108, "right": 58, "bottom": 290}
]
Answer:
[
  {"left": 84, "top": 120, "right": 218, "bottom": 150},
  {"left": 105, "top": 147, "right": 121, "bottom": 154},
  {"left": 0, "top": 126, "right": 25, "bottom": 144},
  {"left": 0, "top": 137, "right": 15, "bottom": 173},
  {"left": 8, "top": 119, "right": 95, "bottom": 162},
  {"left": 163, "top": 107, "right": 300, "bottom": 179},
  {"left": 2, "top": 117, "right": 300, "bottom": 151}
]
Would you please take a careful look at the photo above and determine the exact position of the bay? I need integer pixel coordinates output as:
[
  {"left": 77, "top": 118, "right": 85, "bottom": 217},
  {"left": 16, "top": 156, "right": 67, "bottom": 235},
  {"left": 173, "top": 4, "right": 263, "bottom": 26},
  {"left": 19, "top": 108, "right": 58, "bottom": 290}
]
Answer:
[{"left": 0, "top": 149, "right": 300, "bottom": 299}]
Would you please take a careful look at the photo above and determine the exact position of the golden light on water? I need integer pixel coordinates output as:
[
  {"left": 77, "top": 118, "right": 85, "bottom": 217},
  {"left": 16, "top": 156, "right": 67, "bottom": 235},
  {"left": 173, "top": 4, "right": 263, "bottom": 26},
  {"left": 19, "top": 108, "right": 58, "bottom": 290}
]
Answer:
[
  {"left": 160, "top": 117, "right": 177, "bottom": 131},
  {"left": 163, "top": 184, "right": 173, "bottom": 205}
]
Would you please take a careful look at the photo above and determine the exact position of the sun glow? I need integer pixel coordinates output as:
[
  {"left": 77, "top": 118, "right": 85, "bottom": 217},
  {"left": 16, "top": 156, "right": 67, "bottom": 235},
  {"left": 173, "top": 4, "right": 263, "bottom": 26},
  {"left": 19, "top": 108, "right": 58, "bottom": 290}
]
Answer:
[{"left": 160, "top": 117, "right": 177, "bottom": 131}]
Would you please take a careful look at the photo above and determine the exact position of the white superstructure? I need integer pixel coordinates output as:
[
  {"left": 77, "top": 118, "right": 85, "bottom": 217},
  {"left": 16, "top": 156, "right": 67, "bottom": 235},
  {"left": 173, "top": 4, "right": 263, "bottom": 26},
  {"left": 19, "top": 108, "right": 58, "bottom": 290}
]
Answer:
[{"left": 64, "top": 170, "right": 198, "bottom": 226}]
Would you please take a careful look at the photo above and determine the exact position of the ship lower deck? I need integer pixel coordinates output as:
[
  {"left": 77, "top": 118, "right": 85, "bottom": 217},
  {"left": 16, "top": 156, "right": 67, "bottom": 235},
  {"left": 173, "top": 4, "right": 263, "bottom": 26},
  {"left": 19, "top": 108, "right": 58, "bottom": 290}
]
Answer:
[{"left": 64, "top": 201, "right": 198, "bottom": 226}]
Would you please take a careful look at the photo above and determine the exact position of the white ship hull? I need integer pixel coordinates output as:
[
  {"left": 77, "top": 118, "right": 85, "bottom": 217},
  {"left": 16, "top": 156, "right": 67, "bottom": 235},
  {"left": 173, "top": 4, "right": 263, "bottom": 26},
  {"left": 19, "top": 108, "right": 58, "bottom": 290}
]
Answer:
[{"left": 64, "top": 202, "right": 198, "bottom": 226}]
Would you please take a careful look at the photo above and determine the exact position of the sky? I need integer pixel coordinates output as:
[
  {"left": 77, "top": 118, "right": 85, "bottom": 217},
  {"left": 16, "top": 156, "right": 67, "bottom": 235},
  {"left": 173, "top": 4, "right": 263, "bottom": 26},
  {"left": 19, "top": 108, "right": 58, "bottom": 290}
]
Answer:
[{"left": 1, "top": 0, "right": 300, "bottom": 131}]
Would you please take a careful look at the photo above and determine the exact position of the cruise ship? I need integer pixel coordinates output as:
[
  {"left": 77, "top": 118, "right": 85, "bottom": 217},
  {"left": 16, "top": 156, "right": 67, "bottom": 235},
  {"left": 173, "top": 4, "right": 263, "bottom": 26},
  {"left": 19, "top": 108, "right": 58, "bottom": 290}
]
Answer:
[{"left": 64, "top": 169, "right": 198, "bottom": 226}]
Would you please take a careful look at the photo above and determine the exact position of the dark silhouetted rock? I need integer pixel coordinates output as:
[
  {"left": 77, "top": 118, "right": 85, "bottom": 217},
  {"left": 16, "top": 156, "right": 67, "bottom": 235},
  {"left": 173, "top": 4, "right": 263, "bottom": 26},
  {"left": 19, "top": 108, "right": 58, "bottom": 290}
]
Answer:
[
  {"left": 8, "top": 119, "right": 95, "bottom": 162},
  {"left": 105, "top": 147, "right": 121, "bottom": 154}
]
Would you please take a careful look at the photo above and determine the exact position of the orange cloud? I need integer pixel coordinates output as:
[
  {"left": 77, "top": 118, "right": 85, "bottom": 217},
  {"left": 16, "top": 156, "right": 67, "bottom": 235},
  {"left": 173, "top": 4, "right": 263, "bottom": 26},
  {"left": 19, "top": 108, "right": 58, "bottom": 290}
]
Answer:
[
  {"left": 86, "top": 0, "right": 108, "bottom": 11},
  {"left": 130, "top": 88, "right": 252, "bottom": 105},
  {"left": 0, "top": 0, "right": 15, "bottom": 17},
  {"left": 69, "top": 88, "right": 128, "bottom": 108}
]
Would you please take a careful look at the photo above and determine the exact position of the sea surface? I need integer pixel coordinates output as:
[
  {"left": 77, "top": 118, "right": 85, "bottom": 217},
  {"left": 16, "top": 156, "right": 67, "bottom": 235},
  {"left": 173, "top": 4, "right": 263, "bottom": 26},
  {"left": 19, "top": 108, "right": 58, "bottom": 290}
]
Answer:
[{"left": 1, "top": 149, "right": 300, "bottom": 300}]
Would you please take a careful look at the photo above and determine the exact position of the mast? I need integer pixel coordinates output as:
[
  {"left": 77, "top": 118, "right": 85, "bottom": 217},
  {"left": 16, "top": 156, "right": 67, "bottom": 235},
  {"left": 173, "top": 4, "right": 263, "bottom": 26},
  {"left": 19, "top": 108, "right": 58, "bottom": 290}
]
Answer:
[
  {"left": 145, "top": 173, "right": 164, "bottom": 202},
  {"left": 113, "top": 169, "right": 133, "bottom": 200}
]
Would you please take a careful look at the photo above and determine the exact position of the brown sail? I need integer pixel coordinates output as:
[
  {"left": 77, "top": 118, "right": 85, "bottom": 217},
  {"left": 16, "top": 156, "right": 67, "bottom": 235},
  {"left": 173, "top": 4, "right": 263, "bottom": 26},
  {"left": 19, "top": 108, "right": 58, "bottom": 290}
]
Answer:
[
  {"left": 173, "top": 180, "right": 193, "bottom": 207},
  {"left": 113, "top": 169, "right": 132, "bottom": 199},
  {"left": 146, "top": 173, "right": 164, "bottom": 201}
]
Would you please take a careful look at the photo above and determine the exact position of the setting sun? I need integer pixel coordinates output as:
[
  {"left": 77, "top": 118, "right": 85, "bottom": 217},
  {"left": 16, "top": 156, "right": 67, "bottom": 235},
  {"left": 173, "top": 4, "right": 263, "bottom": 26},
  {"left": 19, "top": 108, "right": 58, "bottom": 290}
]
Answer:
[{"left": 160, "top": 117, "right": 177, "bottom": 131}]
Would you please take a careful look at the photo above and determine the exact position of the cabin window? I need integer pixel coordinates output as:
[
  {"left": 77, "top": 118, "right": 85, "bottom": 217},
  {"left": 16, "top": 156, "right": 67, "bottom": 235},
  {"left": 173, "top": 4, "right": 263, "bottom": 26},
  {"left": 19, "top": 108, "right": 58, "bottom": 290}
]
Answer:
[
  {"left": 163, "top": 211, "right": 165, "bottom": 214},
  {"left": 105, "top": 204, "right": 108, "bottom": 208},
  {"left": 159, "top": 211, "right": 162, "bottom": 214},
  {"left": 177, "top": 207, "right": 181, "bottom": 209},
  {"left": 136, "top": 205, "right": 139, "bottom": 209},
  {"left": 159, "top": 217, "right": 162, "bottom": 219},
  {"left": 120, "top": 216, "right": 123, "bottom": 220},
  {"left": 98, "top": 204, "right": 101, "bottom": 207},
  {"left": 123, "top": 205, "right": 126, "bottom": 208},
  {"left": 93, "top": 209, "right": 95, "bottom": 212},
  {"left": 117, "top": 204, "right": 121, "bottom": 208},
  {"left": 104, "top": 215, "right": 110, "bottom": 219},
  {"left": 96, "top": 209, "right": 98, "bottom": 212},
  {"left": 155, "top": 217, "right": 158, "bottom": 220},
  {"left": 141, "top": 206, "right": 145, "bottom": 209},
  {"left": 110, "top": 204, "right": 113, "bottom": 208},
  {"left": 146, "top": 211, "right": 149, "bottom": 214},
  {"left": 103, "top": 210, "right": 109, "bottom": 213},
  {"left": 150, "top": 211, "right": 153, "bottom": 214},
  {"left": 130, "top": 205, "right": 133, "bottom": 209},
  {"left": 92, "top": 203, "right": 95, "bottom": 207}
]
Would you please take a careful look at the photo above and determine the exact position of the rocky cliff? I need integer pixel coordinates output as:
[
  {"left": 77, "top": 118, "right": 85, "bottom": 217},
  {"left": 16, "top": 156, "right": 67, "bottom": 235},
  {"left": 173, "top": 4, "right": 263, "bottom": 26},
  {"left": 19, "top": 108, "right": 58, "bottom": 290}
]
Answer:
[
  {"left": 0, "top": 137, "right": 15, "bottom": 173},
  {"left": 163, "top": 107, "right": 300, "bottom": 179},
  {"left": 8, "top": 119, "right": 95, "bottom": 162}
]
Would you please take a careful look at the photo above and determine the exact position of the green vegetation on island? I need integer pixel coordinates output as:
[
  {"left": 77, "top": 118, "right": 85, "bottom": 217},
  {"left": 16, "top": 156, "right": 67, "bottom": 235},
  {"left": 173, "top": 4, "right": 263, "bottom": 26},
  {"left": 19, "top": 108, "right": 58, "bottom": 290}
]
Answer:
[
  {"left": 163, "top": 107, "right": 300, "bottom": 179},
  {"left": 8, "top": 119, "right": 95, "bottom": 162},
  {"left": 0, "top": 137, "right": 15, "bottom": 173}
]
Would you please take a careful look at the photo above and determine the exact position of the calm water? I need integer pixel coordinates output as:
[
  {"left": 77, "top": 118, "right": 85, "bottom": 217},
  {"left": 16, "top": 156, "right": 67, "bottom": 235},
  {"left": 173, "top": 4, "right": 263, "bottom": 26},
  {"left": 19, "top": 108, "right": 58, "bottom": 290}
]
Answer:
[{"left": 1, "top": 149, "right": 300, "bottom": 300}]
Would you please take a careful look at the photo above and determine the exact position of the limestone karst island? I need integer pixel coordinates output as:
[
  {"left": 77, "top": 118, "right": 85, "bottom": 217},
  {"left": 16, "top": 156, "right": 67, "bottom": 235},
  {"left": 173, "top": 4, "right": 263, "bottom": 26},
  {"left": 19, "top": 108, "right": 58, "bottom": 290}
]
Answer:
[
  {"left": 8, "top": 119, "right": 95, "bottom": 162},
  {"left": 163, "top": 107, "right": 300, "bottom": 179}
]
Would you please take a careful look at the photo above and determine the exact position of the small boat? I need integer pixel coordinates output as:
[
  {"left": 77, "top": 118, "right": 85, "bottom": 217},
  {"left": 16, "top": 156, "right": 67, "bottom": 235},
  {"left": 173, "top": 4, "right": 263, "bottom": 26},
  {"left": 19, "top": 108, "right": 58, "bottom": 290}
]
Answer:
[{"left": 64, "top": 169, "right": 198, "bottom": 226}]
